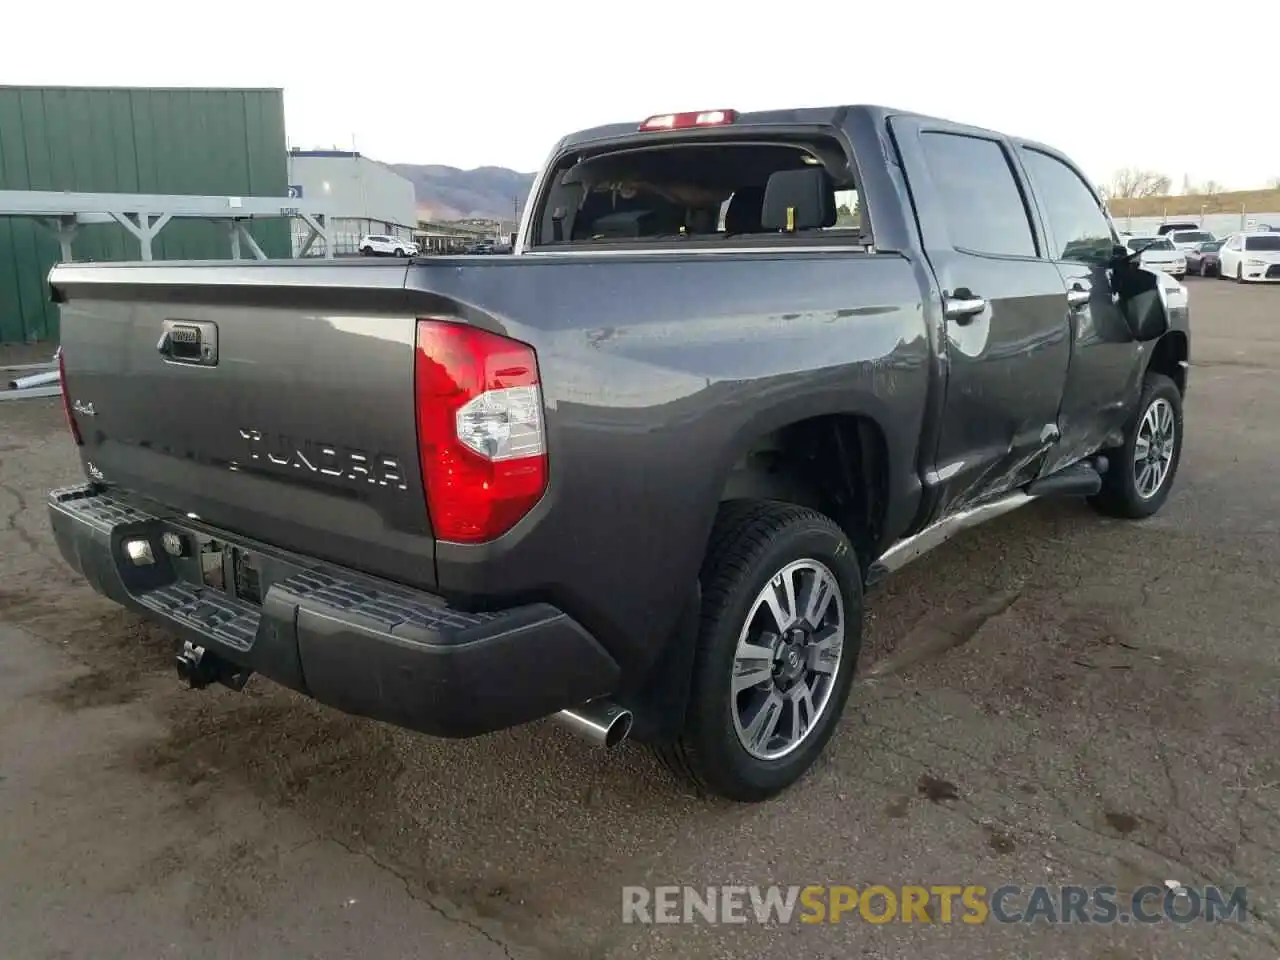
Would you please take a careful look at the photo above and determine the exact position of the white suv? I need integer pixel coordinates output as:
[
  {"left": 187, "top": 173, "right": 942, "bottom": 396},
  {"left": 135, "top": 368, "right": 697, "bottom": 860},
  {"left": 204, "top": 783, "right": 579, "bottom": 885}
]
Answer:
[
  {"left": 1165, "top": 228, "right": 1216, "bottom": 254},
  {"left": 358, "top": 234, "right": 419, "bottom": 257}
]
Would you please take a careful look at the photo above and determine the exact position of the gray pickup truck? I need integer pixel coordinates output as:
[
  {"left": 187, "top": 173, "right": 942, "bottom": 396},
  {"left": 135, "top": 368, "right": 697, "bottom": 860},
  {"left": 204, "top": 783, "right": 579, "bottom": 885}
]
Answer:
[{"left": 47, "top": 104, "right": 1190, "bottom": 802}]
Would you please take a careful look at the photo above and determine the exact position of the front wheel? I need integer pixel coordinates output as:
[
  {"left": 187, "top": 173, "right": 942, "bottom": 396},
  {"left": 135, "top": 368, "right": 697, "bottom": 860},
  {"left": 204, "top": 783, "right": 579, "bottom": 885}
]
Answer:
[
  {"left": 1090, "top": 373, "right": 1183, "bottom": 519},
  {"left": 654, "top": 502, "right": 863, "bottom": 802}
]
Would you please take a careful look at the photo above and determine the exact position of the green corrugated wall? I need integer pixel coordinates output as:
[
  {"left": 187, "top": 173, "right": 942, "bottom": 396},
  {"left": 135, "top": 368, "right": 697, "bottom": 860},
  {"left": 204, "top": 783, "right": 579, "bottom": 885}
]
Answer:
[{"left": 0, "top": 86, "right": 290, "bottom": 344}]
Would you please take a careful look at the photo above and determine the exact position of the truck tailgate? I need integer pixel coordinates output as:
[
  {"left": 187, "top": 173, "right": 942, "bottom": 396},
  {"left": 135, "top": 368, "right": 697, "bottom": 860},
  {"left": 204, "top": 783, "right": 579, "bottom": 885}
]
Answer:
[{"left": 51, "top": 261, "right": 438, "bottom": 590}]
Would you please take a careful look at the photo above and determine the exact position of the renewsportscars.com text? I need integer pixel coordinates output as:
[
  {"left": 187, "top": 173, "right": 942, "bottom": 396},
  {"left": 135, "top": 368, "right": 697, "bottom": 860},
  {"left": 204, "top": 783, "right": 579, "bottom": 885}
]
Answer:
[{"left": 622, "top": 884, "right": 1249, "bottom": 926}]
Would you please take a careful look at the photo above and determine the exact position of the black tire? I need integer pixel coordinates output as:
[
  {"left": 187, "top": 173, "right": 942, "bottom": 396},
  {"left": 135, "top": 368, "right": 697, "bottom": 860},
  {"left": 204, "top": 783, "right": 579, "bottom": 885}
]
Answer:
[
  {"left": 1090, "top": 373, "right": 1183, "bottom": 520},
  {"left": 360, "top": 246, "right": 373, "bottom": 256},
  {"left": 394, "top": 247, "right": 405, "bottom": 257},
  {"left": 653, "top": 501, "right": 863, "bottom": 802}
]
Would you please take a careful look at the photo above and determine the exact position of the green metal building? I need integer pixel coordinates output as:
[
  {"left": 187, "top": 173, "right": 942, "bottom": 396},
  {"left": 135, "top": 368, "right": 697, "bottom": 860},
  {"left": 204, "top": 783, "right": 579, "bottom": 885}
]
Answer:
[{"left": 0, "top": 86, "right": 290, "bottom": 344}]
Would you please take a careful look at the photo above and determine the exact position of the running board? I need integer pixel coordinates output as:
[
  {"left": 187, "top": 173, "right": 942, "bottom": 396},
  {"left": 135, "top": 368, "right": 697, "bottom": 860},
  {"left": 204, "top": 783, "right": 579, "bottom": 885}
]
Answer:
[
  {"left": 1025, "top": 459, "right": 1103, "bottom": 498},
  {"left": 865, "top": 459, "right": 1105, "bottom": 585},
  {"left": 867, "top": 491, "right": 1035, "bottom": 584}
]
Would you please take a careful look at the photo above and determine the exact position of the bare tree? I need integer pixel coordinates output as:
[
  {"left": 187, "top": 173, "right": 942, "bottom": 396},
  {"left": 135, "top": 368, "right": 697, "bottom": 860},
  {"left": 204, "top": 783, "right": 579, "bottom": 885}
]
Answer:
[
  {"left": 1107, "top": 167, "right": 1172, "bottom": 199},
  {"left": 1182, "top": 177, "right": 1226, "bottom": 197}
]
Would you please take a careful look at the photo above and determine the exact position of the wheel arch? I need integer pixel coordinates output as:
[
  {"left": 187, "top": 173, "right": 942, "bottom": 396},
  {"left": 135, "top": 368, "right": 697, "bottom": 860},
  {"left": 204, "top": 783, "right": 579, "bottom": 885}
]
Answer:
[
  {"left": 1146, "top": 329, "right": 1189, "bottom": 395},
  {"left": 626, "top": 408, "right": 894, "bottom": 746}
]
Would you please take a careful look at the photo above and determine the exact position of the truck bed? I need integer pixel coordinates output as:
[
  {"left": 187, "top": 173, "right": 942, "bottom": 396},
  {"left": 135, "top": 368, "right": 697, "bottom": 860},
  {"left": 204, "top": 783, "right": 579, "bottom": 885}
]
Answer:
[{"left": 51, "top": 251, "right": 931, "bottom": 670}]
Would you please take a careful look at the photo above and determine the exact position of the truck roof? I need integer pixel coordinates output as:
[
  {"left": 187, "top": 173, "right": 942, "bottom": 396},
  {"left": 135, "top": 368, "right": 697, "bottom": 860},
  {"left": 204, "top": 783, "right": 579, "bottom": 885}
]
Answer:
[{"left": 556, "top": 103, "right": 1061, "bottom": 162}]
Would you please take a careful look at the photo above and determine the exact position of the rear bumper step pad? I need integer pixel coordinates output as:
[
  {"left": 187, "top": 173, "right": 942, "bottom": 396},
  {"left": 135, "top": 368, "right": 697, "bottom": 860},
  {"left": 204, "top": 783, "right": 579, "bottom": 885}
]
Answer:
[{"left": 48, "top": 484, "right": 620, "bottom": 738}]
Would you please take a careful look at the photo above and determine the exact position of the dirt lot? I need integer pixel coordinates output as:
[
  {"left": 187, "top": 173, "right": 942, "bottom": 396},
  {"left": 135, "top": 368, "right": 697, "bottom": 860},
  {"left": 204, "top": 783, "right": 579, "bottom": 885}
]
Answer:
[{"left": 2, "top": 279, "right": 1279, "bottom": 960}]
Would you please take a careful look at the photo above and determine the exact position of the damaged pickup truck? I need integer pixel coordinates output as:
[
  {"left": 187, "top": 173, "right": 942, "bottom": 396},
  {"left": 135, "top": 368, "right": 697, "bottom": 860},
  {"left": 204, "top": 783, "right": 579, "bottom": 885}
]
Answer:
[{"left": 48, "top": 104, "right": 1189, "bottom": 802}]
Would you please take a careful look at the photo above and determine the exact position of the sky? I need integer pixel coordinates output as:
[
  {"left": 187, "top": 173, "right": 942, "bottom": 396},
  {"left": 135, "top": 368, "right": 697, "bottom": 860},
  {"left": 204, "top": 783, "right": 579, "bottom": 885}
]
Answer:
[{"left": 6, "top": 0, "right": 1279, "bottom": 191}]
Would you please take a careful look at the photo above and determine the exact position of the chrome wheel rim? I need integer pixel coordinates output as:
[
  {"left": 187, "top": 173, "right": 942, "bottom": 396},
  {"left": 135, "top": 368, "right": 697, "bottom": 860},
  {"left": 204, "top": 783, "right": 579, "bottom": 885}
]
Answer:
[
  {"left": 1134, "top": 397, "right": 1176, "bottom": 499},
  {"left": 731, "top": 559, "right": 845, "bottom": 761}
]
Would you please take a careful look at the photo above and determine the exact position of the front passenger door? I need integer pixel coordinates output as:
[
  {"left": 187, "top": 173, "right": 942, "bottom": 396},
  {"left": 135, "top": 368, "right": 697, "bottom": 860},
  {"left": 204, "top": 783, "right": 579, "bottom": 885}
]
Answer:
[
  {"left": 1014, "top": 145, "right": 1138, "bottom": 474},
  {"left": 888, "top": 117, "right": 1073, "bottom": 519},
  {"left": 1220, "top": 234, "right": 1243, "bottom": 278}
]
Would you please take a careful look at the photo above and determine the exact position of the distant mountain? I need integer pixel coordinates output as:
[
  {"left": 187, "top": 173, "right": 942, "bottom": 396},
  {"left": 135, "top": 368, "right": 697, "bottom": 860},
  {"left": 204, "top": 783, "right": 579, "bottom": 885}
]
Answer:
[{"left": 391, "top": 163, "right": 536, "bottom": 221}]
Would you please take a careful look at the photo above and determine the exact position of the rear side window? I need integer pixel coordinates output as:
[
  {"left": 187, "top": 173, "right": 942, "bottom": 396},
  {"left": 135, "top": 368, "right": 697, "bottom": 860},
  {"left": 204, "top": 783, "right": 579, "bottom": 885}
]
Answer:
[
  {"left": 918, "top": 133, "right": 1036, "bottom": 258},
  {"left": 1245, "top": 234, "right": 1280, "bottom": 252},
  {"left": 1019, "top": 148, "right": 1115, "bottom": 264}
]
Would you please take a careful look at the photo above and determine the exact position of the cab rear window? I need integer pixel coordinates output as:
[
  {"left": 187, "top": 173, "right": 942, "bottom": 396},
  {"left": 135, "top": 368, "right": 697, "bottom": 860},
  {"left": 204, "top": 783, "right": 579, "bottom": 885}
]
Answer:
[{"left": 529, "top": 137, "right": 864, "bottom": 250}]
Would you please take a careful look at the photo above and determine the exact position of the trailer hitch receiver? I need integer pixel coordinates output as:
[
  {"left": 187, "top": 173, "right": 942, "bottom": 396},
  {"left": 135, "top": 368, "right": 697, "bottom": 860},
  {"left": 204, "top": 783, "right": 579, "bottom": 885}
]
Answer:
[{"left": 175, "top": 640, "right": 251, "bottom": 692}]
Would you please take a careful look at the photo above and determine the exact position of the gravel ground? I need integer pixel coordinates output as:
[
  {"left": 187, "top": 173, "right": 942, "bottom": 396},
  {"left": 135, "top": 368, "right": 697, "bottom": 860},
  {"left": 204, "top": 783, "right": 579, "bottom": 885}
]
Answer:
[{"left": 1, "top": 278, "right": 1278, "bottom": 960}]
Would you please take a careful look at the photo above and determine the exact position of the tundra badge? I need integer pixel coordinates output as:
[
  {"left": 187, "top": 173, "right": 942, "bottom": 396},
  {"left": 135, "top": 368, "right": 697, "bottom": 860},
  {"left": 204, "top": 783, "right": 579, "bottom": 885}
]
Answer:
[{"left": 236, "top": 429, "right": 409, "bottom": 490}]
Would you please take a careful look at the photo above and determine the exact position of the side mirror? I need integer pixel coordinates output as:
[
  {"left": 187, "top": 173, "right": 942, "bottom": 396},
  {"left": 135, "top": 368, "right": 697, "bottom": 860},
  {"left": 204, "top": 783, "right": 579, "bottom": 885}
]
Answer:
[{"left": 1109, "top": 250, "right": 1170, "bottom": 342}]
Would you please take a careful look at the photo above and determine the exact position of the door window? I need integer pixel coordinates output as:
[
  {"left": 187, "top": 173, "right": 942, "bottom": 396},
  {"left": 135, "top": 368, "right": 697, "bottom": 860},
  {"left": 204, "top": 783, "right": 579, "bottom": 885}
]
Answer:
[
  {"left": 919, "top": 132, "right": 1038, "bottom": 258},
  {"left": 1019, "top": 148, "right": 1115, "bottom": 264}
]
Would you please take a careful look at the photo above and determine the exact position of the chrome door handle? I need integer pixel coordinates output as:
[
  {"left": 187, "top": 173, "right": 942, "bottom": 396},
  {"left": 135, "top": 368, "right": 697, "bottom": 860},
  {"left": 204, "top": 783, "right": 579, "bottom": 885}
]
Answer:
[
  {"left": 1066, "top": 287, "right": 1090, "bottom": 307},
  {"left": 944, "top": 294, "right": 987, "bottom": 323}
]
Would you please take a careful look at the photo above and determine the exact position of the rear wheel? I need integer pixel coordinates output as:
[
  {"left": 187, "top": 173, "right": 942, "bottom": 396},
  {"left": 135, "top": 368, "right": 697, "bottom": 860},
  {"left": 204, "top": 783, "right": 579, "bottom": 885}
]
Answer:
[
  {"left": 654, "top": 501, "right": 863, "bottom": 802},
  {"left": 1090, "top": 373, "right": 1183, "bottom": 519}
]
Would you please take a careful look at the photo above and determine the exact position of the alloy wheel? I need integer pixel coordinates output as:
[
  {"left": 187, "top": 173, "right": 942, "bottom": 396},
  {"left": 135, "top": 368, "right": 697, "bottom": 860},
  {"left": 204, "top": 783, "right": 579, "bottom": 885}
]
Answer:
[
  {"left": 1134, "top": 397, "right": 1176, "bottom": 499},
  {"left": 731, "top": 559, "right": 845, "bottom": 761}
]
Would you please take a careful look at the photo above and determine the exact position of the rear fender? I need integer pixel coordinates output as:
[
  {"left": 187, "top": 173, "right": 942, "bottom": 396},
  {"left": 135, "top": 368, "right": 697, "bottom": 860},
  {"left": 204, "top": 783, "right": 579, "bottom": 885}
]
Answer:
[{"left": 707, "top": 391, "right": 919, "bottom": 562}]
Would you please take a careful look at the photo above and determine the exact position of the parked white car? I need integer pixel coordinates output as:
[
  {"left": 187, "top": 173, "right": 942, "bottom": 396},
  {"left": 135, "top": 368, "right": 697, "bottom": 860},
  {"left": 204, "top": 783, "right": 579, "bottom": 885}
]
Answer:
[
  {"left": 1124, "top": 236, "right": 1186, "bottom": 279},
  {"left": 1165, "top": 228, "right": 1215, "bottom": 253},
  {"left": 1217, "top": 231, "right": 1280, "bottom": 283},
  {"left": 358, "top": 234, "right": 419, "bottom": 257}
]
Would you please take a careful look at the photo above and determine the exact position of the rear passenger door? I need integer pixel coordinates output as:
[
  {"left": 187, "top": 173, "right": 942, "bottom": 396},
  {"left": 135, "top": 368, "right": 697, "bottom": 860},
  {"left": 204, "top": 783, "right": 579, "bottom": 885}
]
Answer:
[
  {"left": 1013, "top": 145, "right": 1139, "bottom": 473},
  {"left": 887, "top": 117, "right": 1072, "bottom": 517}
]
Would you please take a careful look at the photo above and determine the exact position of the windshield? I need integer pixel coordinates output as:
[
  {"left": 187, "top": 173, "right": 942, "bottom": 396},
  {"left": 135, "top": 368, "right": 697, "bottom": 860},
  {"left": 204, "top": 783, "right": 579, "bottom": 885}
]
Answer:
[
  {"left": 1244, "top": 235, "right": 1280, "bottom": 252},
  {"left": 1128, "top": 238, "right": 1174, "bottom": 252},
  {"left": 1171, "top": 231, "right": 1212, "bottom": 243},
  {"left": 1200, "top": 240, "right": 1224, "bottom": 251}
]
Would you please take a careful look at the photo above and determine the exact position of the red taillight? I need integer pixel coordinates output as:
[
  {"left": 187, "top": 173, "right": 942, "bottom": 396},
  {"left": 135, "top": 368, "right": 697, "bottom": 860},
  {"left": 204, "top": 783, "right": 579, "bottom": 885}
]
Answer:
[
  {"left": 639, "top": 109, "right": 738, "bottom": 131},
  {"left": 414, "top": 319, "right": 547, "bottom": 544},
  {"left": 57, "top": 348, "right": 83, "bottom": 446}
]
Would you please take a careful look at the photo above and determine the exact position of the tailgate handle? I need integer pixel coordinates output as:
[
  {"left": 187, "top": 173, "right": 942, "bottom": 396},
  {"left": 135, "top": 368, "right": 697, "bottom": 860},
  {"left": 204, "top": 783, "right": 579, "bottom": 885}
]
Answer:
[{"left": 157, "top": 320, "right": 219, "bottom": 366}]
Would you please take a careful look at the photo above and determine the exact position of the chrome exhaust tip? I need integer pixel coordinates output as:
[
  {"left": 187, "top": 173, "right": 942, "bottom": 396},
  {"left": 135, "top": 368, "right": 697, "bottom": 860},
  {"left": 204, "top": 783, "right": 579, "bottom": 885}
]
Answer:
[{"left": 554, "top": 700, "right": 633, "bottom": 749}]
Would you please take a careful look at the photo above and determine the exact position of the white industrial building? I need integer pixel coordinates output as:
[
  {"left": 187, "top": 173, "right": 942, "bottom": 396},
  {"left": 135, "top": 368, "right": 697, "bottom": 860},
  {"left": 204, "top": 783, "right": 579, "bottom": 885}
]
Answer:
[{"left": 286, "top": 149, "right": 417, "bottom": 255}]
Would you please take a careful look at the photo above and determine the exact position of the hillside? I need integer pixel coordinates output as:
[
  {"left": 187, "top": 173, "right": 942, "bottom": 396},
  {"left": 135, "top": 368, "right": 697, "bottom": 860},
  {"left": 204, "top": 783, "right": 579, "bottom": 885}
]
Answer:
[
  {"left": 1105, "top": 187, "right": 1280, "bottom": 218},
  {"left": 391, "top": 163, "right": 536, "bottom": 221}
]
